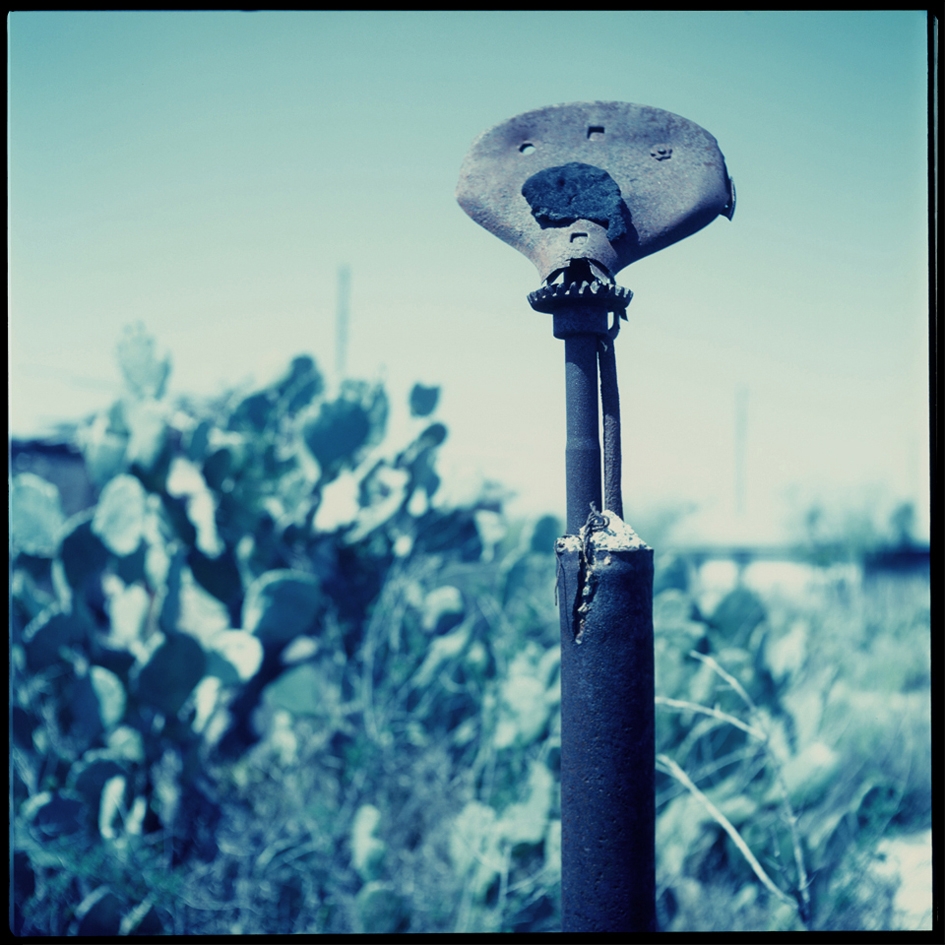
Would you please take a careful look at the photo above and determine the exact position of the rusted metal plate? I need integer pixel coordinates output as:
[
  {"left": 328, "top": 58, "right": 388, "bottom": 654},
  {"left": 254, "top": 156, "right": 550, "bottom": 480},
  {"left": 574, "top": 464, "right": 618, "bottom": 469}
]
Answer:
[{"left": 456, "top": 101, "right": 734, "bottom": 283}]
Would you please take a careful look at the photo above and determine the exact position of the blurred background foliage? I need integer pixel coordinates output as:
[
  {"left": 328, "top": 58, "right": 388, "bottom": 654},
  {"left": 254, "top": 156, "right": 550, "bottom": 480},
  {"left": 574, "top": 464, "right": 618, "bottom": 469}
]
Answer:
[{"left": 10, "top": 327, "right": 931, "bottom": 934}]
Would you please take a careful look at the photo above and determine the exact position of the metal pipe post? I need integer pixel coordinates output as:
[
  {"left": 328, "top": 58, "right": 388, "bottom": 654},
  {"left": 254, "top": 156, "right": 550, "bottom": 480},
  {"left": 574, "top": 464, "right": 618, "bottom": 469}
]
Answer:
[
  {"left": 552, "top": 298, "right": 656, "bottom": 932},
  {"left": 563, "top": 333, "right": 602, "bottom": 534},
  {"left": 557, "top": 526, "right": 655, "bottom": 932}
]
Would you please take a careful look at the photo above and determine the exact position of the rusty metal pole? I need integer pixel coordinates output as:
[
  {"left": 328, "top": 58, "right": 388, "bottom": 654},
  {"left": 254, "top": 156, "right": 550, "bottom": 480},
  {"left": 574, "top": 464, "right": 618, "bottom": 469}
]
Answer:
[
  {"left": 555, "top": 517, "right": 655, "bottom": 931},
  {"left": 456, "top": 101, "right": 734, "bottom": 932},
  {"left": 536, "top": 277, "right": 655, "bottom": 932}
]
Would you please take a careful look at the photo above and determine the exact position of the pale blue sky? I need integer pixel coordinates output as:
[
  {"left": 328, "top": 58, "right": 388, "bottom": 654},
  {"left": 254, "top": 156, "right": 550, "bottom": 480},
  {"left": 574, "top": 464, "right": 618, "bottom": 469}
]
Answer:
[{"left": 8, "top": 11, "right": 931, "bottom": 541}]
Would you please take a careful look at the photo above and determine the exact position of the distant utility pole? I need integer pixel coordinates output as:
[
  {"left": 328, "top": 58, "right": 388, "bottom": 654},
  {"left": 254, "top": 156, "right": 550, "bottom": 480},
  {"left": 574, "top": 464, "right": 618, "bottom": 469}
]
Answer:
[
  {"left": 735, "top": 385, "right": 748, "bottom": 517},
  {"left": 336, "top": 264, "right": 351, "bottom": 381}
]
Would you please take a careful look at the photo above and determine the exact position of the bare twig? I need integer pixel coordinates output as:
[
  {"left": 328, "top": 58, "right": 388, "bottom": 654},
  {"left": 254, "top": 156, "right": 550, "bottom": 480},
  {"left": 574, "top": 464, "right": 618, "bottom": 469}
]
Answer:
[
  {"left": 769, "top": 758, "right": 812, "bottom": 922},
  {"left": 682, "top": 650, "right": 812, "bottom": 924},
  {"left": 656, "top": 753, "right": 796, "bottom": 911},
  {"left": 688, "top": 650, "right": 757, "bottom": 710},
  {"left": 675, "top": 714, "right": 726, "bottom": 766},
  {"left": 655, "top": 696, "right": 766, "bottom": 740},
  {"left": 655, "top": 745, "right": 762, "bottom": 809}
]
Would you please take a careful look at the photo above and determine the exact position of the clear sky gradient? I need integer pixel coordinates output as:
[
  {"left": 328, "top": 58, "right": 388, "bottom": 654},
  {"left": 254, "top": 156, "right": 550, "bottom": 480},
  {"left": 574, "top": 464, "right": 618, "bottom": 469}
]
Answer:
[{"left": 8, "top": 11, "right": 931, "bottom": 543}]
